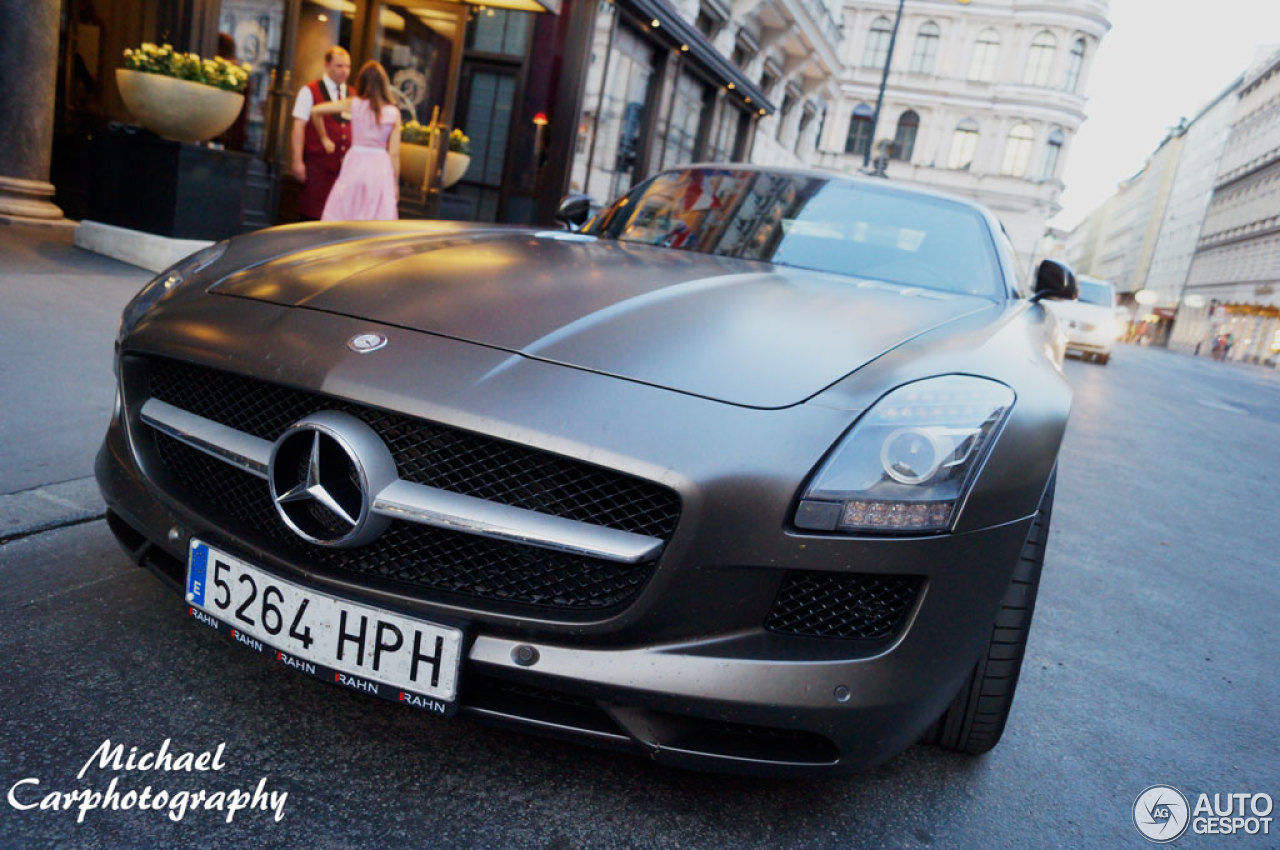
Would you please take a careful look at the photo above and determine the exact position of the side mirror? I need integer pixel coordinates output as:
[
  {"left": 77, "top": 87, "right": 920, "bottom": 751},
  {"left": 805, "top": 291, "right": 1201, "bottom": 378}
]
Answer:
[
  {"left": 1032, "top": 259, "right": 1078, "bottom": 301},
  {"left": 555, "top": 194, "right": 593, "bottom": 230}
]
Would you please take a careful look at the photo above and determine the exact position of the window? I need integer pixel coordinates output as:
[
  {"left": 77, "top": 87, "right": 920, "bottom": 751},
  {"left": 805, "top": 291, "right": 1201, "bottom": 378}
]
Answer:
[
  {"left": 776, "top": 89, "right": 797, "bottom": 140},
  {"left": 1064, "top": 37, "right": 1085, "bottom": 92},
  {"left": 969, "top": 29, "right": 1000, "bottom": 82},
  {"left": 733, "top": 32, "right": 758, "bottom": 69},
  {"left": 893, "top": 110, "right": 919, "bottom": 161},
  {"left": 845, "top": 103, "right": 873, "bottom": 156},
  {"left": 909, "top": 21, "right": 940, "bottom": 74},
  {"left": 695, "top": 3, "right": 725, "bottom": 39},
  {"left": 569, "top": 16, "right": 659, "bottom": 201},
  {"left": 863, "top": 17, "right": 893, "bottom": 69},
  {"left": 759, "top": 67, "right": 778, "bottom": 96},
  {"left": 1023, "top": 31, "right": 1056, "bottom": 86},
  {"left": 453, "top": 68, "right": 518, "bottom": 221},
  {"left": 710, "top": 103, "right": 748, "bottom": 161},
  {"left": 947, "top": 118, "right": 979, "bottom": 170},
  {"left": 1001, "top": 123, "right": 1035, "bottom": 176},
  {"left": 661, "top": 70, "right": 709, "bottom": 169},
  {"left": 1040, "top": 129, "right": 1065, "bottom": 180},
  {"left": 468, "top": 7, "right": 533, "bottom": 55},
  {"left": 796, "top": 104, "right": 816, "bottom": 154}
]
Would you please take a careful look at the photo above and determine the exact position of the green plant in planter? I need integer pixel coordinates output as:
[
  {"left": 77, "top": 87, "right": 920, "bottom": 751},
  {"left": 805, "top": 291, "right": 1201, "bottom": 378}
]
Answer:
[
  {"left": 122, "top": 43, "right": 249, "bottom": 93},
  {"left": 449, "top": 128, "right": 471, "bottom": 155},
  {"left": 401, "top": 120, "right": 432, "bottom": 146},
  {"left": 400, "top": 122, "right": 470, "bottom": 154}
]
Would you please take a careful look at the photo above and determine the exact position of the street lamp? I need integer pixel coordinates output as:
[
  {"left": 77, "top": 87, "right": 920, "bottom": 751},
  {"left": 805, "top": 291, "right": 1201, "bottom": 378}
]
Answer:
[
  {"left": 864, "top": 0, "right": 905, "bottom": 170},
  {"left": 863, "top": 0, "right": 970, "bottom": 171}
]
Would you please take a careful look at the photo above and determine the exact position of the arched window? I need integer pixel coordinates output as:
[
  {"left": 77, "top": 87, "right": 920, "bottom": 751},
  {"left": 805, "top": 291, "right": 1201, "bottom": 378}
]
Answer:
[
  {"left": 948, "top": 118, "right": 979, "bottom": 170},
  {"left": 845, "top": 103, "right": 874, "bottom": 156},
  {"left": 863, "top": 16, "right": 893, "bottom": 69},
  {"left": 909, "top": 21, "right": 941, "bottom": 74},
  {"left": 1001, "top": 123, "right": 1035, "bottom": 176},
  {"left": 893, "top": 110, "right": 920, "bottom": 161},
  {"left": 1040, "top": 129, "right": 1065, "bottom": 180},
  {"left": 969, "top": 29, "right": 1000, "bottom": 82},
  {"left": 1023, "top": 31, "right": 1057, "bottom": 86},
  {"left": 1064, "top": 37, "right": 1086, "bottom": 92}
]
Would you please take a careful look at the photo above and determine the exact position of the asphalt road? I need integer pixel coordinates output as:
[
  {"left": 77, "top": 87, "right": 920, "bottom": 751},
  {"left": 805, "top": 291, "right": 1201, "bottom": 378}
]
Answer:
[{"left": 1, "top": 232, "right": 1277, "bottom": 848}]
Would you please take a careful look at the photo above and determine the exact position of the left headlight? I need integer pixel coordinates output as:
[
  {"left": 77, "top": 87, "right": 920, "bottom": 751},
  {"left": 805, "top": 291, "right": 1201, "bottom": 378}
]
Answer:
[
  {"left": 118, "top": 240, "right": 229, "bottom": 341},
  {"left": 795, "top": 375, "right": 1014, "bottom": 534}
]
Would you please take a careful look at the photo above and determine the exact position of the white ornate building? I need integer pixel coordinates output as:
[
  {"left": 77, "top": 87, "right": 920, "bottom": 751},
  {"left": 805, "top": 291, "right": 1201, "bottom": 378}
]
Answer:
[{"left": 812, "top": 0, "right": 1110, "bottom": 269}]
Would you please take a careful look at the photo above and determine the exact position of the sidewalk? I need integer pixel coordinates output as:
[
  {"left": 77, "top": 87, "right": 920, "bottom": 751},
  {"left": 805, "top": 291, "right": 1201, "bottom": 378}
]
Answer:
[{"left": 0, "top": 224, "right": 149, "bottom": 536}]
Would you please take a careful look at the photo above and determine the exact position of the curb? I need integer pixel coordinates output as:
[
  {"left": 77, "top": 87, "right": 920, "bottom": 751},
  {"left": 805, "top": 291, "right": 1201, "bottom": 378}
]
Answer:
[{"left": 0, "top": 477, "right": 105, "bottom": 543}]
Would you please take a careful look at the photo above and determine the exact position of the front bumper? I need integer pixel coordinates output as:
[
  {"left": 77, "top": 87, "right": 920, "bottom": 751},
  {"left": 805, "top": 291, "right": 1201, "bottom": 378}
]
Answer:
[{"left": 98, "top": 399, "right": 1034, "bottom": 776}]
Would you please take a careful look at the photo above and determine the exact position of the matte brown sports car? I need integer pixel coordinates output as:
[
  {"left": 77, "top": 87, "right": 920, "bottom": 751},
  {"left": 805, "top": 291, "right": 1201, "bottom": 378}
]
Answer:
[{"left": 98, "top": 166, "right": 1075, "bottom": 775}]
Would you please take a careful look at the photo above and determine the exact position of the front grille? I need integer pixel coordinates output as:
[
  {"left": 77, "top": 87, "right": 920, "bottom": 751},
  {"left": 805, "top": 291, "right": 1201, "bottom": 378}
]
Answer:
[
  {"left": 765, "top": 571, "right": 922, "bottom": 640},
  {"left": 153, "top": 434, "right": 655, "bottom": 613},
  {"left": 133, "top": 355, "right": 681, "bottom": 616},
  {"left": 145, "top": 357, "right": 679, "bottom": 539}
]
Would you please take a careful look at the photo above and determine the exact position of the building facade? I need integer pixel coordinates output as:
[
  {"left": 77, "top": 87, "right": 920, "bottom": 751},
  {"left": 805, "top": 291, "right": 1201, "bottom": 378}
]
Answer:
[
  {"left": 1172, "top": 47, "right": 1280, "bottom": 364},
  {"left": 41, "top": 0, "right": 846, "bottom": 234},
  {"left": 1142, "top": 78, "right": 1241, "bottom": 307},
  {"left": 18, "top": 0, "right": 1114, "bottom": 259},
  {"left": 817, "top": 0, "right": 1110, "bottom": 269}
]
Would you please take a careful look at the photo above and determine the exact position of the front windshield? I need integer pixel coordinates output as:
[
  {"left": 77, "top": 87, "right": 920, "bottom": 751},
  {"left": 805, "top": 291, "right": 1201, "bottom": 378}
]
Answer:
[
  {"left": 1077, "top": 279, "right": 1115, "bottom": 306},
  {"left": 584, "top": 169, "right": 1005, "bottom": 297}
]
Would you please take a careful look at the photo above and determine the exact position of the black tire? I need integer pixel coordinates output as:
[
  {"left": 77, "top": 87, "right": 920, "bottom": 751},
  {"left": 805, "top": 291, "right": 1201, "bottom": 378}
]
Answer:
[
  {"left": 1097, "top": 353, "right": 1110, "bottom": 366},
  {"left": 922, "top": 472, "right": 1055, "bottom": 754}
]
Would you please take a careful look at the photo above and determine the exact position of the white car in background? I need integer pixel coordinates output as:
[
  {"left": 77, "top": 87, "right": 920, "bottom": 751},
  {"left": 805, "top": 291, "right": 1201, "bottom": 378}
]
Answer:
[{"left": 1046, "top": 275, "right": 1118, "bottom": 365}]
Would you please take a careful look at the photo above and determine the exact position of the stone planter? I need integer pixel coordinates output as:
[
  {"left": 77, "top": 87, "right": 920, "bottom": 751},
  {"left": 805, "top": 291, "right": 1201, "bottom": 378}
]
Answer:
[
  {"left": 400, "top": 142, "right": 430, "bottom": 189},
  {"left": 115, "top": 69, "right": 245, "bottom": 143},
  {"left": 443, "top": 151, "right": 470, "bottom": 188},
  {"left": 400, "top": 145, "right": 470, "bottom": 190}
]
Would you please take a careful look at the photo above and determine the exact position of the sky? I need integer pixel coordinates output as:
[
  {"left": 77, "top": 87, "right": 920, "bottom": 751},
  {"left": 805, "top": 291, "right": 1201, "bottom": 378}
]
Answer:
[{"left": 1050, "top": 0, "right": 1280, "bottom": 231}]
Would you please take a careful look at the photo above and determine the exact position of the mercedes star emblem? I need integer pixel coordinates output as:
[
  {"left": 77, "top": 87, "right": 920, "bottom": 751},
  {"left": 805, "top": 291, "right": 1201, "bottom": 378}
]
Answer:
[
  {"left": 268, "top": 411, "right": 397, "bottom": 547},
  {"left": 347, "top": 332, "right": 388, "bottom": 353}
]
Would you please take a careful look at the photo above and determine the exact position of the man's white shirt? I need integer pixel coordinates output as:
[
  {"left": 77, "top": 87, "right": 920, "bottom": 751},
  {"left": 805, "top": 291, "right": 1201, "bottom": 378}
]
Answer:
[{"left": 291, "top": 75, "right": 347, "bottom": 122}]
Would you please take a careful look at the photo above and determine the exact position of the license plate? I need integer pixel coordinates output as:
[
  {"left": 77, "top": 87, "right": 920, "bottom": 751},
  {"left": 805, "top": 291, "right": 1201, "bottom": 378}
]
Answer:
[{"left": 185, "top": 540, "right": 463, "bottom": 715}]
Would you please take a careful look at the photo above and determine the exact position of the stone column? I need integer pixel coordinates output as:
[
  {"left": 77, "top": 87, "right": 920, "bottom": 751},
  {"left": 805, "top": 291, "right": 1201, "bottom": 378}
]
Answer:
[{"left": 0, "top": 0, "right": 68, "bottom": 224}]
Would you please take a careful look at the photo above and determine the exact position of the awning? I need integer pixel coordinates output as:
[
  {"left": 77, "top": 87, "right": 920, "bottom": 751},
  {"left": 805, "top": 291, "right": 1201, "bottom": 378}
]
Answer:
[{"left": 617, "top": 0, "right": 776, "bottom": 114}]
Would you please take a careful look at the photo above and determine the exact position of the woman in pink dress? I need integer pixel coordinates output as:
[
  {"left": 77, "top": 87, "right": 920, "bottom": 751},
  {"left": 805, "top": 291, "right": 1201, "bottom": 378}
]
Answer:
[{"left": 312, "top": 61, "right": 400, "bottom": 221}]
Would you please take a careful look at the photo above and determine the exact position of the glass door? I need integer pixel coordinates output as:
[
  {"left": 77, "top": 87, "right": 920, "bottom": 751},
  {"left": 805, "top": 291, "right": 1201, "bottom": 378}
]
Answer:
[
  {"left": 217, "top": 0, "right": 288, "bottom": 156},
  {"left": 571, "top": 15, "right": 659, "bottom": 203},
  {"left": 218, "top": 0, "right": 297, "bottom": 227},
  {"left": 372, "top": 0, "right": 468, "bottom": 215}
]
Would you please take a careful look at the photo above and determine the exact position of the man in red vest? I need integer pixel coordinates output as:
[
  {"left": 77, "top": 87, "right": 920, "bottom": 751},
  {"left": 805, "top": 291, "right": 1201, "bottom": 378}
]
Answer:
[{"left": 290, "top": 46, "right": 352, "bottom": 219}]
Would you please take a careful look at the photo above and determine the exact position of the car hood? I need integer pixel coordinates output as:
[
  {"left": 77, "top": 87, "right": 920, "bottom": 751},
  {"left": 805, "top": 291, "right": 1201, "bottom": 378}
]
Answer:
[{"left": 211, "top": 229, "right": 996, "bottom": 408}]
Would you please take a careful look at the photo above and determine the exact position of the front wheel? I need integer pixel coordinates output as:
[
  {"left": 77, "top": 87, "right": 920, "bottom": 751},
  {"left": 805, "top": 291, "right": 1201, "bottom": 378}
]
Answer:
[{"left": 922, "top": 472, "right": 1055, "bottom": 754}]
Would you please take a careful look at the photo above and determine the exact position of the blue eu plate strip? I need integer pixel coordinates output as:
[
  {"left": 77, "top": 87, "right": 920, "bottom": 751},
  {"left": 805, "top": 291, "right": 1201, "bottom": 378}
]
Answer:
[{"left": 187, "top": 542, "right": 208, "bottom": 606}]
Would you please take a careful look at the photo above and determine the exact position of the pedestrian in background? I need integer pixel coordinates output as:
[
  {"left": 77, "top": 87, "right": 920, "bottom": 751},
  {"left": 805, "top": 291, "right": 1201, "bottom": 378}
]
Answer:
[
  {"left": 312, "top": 60, "right": 400, "bottom": 222},
  {"left": 290, "top": 46, "right": 352, "bottom": 220}
]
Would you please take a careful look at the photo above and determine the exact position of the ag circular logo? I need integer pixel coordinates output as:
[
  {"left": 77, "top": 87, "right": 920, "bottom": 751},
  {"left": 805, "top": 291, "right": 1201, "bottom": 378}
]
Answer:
[
  {"left": 347, "top": 332, "right": 387, "bottom": 353},
  {"left": 1134, "top": 785, "right": 1190, "bottom": 843},
  {"left": 268, "top": 411, "right": 397, "bottom": 548}
]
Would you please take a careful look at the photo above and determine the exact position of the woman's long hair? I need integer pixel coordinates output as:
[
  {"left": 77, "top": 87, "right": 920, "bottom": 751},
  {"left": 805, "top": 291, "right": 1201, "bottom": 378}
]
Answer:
[{"left": 354, "top": 60, "right": 394, "bottom": 124}]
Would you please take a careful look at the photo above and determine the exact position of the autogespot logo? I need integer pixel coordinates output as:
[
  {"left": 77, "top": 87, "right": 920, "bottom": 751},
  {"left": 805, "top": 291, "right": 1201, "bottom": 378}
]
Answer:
[{"left": 1134, "top": 785, "right": 1190, "bottom": 843}]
